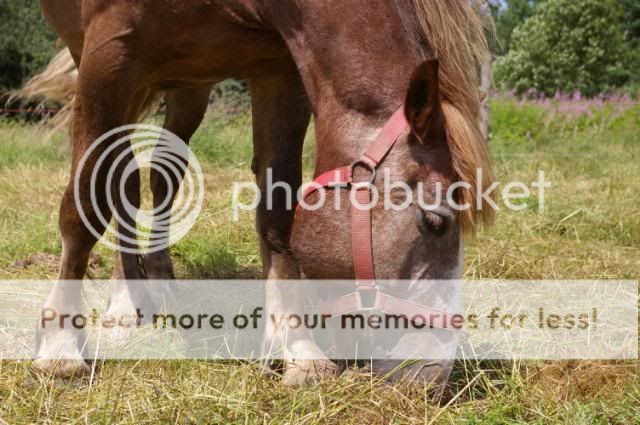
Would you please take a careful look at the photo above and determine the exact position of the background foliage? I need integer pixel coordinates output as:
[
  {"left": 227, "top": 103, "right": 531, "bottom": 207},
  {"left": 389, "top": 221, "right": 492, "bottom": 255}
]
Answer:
[
  {"left": 490, "top": 0, "right": 539, "bottom": 55},
  {"left": 620, "top": 0, "right": 640, "bottom": 87},
  {"left": 493, "top": 0, "right": 640, "bottom": 96},
  {"left": 0, "top": 0, "right": 57, "bottom": 93}
]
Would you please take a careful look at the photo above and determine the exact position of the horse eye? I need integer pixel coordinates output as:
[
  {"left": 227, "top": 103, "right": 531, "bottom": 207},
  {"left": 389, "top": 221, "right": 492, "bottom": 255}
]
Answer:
[{"left": 416, "top": 209, "right": 449, "bottom": 237}]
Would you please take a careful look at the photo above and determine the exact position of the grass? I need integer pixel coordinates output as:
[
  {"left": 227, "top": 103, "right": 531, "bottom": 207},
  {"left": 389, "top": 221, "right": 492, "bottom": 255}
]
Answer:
[{"left": 0, "top": 98, "right": 639, "bottom": 423}]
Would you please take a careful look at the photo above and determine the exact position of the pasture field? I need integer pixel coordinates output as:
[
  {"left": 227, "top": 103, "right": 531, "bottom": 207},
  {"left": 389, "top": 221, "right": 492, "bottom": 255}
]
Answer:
[{"left": 0, "top": 98, "right": 639, "bottom": 423}]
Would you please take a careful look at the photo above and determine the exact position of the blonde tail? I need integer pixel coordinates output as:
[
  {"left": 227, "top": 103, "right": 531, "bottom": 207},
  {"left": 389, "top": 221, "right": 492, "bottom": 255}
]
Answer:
[
  {"left": 10, "top": 47, "right": 77, "bottom": 132},
  {"left": 12, "top": 46, "right": 163, "bottom": 135}
]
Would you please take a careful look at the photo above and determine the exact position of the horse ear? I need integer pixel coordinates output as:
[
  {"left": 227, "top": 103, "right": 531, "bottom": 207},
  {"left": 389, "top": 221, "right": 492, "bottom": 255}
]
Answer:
[{"left": 404, "top": 59, "right": 444, "bottom": 144}]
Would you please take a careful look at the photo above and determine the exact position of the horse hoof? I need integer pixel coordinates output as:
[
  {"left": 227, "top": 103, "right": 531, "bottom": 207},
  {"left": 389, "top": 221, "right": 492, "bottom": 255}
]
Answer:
[
  {"left": 34, "top": 326, "right": 89, "bottom": 378},
  {"left": 32, "top": 357, "right": 90, "bottom": 378},
  {"left": 102, "top": 322, "right": 134, "bottom": 342},
  {"left": 370, "top": 359, "right": 452, "bottom": 389},
  {"left": 282, "top": 359, "right": 339, "bottom": 387},
  {"left": 103, "top": 290, "right": 143, "bottom": 342},
  {"left": 143, "top": 251, "right": 176, "bottom": 280}
]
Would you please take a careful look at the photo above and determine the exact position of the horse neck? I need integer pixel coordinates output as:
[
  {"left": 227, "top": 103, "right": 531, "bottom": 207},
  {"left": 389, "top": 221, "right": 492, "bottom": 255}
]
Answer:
[{"left": 269, "top": 0, "right": 424, "bottom": 174}]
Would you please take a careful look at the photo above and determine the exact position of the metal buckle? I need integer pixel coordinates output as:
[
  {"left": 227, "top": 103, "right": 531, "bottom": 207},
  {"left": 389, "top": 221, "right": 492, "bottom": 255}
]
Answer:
[
  {"left": 319, "top": 289, "right": 380, "bottom": 316},
  {"left": 355, "top": 287, "right": 379, "bottom": 311}
]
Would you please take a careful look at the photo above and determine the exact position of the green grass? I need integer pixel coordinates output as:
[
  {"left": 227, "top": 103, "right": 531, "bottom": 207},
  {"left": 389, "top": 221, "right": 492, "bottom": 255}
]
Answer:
[{"left": 0, "top": 100, "right": 639, "bottom": 423}]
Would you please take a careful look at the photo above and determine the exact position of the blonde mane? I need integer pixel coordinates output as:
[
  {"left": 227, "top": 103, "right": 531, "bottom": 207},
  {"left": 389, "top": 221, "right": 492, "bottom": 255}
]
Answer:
[{"left": 412, "top": 0, "right": 496, "bottom": 231}]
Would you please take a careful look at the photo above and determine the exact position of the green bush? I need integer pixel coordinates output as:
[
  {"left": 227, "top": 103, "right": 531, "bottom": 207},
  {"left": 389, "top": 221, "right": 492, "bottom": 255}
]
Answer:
[
  {"left": 494, "top": 0, "right": 631, "bottom": 96},
  {"left": 0, "top": 0, "right": 57, "bottom": 92},
  {"left": 619, "top": 0, "right": 640, "bottom": 85},
  {"left": 492, "top": 0, "right": 539, "bottom": 55}
]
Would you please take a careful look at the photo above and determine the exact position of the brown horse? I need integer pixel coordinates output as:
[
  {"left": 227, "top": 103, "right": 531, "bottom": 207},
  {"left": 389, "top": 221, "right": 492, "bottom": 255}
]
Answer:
[{"left": 27, "top": 0, "right": 494, "bottom": 386}]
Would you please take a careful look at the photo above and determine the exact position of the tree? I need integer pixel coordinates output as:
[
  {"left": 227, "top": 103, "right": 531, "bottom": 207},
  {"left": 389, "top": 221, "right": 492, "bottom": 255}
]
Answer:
[
  {"left": 619, "top": 0, "right": 640, "bottom": 43},
  {"left": 0, "top": 0, "right": 57, "bottom": 92},
  {"left": 494, "top": 0, "right": 631, "bottom": 96},
  {"left": 493, "top": 0, "right": 540, "bottom": 54},
  {"left": 619, "top": 0, "right": 640, "bottom": 84}
]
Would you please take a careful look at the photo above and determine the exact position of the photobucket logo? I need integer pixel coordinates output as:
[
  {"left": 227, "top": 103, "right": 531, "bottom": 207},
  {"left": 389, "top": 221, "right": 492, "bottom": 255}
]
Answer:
[
  {"left": 232, "top": 168, "right": 550, "bottom": 220},
  {"left": 74, "top": 124, "right": 204, "bottom": 254}
]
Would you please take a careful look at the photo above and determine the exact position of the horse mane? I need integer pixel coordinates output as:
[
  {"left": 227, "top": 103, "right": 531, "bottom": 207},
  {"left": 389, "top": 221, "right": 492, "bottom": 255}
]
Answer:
[{"left": 411, "top": 0, "right": 496, "bottom": 231}]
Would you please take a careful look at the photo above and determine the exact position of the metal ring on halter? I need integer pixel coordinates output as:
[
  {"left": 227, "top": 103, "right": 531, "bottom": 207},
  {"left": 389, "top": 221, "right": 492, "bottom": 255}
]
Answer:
[{"left": 350, "top": 159, "right": 377, "bottom": 185}]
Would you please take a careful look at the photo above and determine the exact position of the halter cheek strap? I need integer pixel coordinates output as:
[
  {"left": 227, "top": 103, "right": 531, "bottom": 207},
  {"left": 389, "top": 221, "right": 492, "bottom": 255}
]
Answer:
[{"left": 301, "top": 105, "right": 408, "bottom": 282}]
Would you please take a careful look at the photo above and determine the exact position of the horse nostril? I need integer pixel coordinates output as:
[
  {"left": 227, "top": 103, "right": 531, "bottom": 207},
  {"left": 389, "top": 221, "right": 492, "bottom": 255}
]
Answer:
[{"left": 416, "top": 208, "right": 448, "bottom": 236}]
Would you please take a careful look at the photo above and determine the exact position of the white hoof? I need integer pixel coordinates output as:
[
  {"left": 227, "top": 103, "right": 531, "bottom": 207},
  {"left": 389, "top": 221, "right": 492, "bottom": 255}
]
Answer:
[
  {"left": 282, "top": 359, "right": 339, "bottom": 386},
  {"left": 34, "top": 329, "right": 89, "bottom": 378},
  {"left": 281, "top": 339, "right": 339, "bottom": 386},
  {"left": 33, "top": 357, "right": 90, "bottom": 378}
]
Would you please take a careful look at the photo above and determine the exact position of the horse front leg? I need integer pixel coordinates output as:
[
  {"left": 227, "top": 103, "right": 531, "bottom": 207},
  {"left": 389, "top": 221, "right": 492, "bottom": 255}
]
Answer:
[
  {"left": 250, "top": 60, "right": 339, "bottom": 386},
  {"left": 34, "top": 21, "right": 144, "bottom": 376}
]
